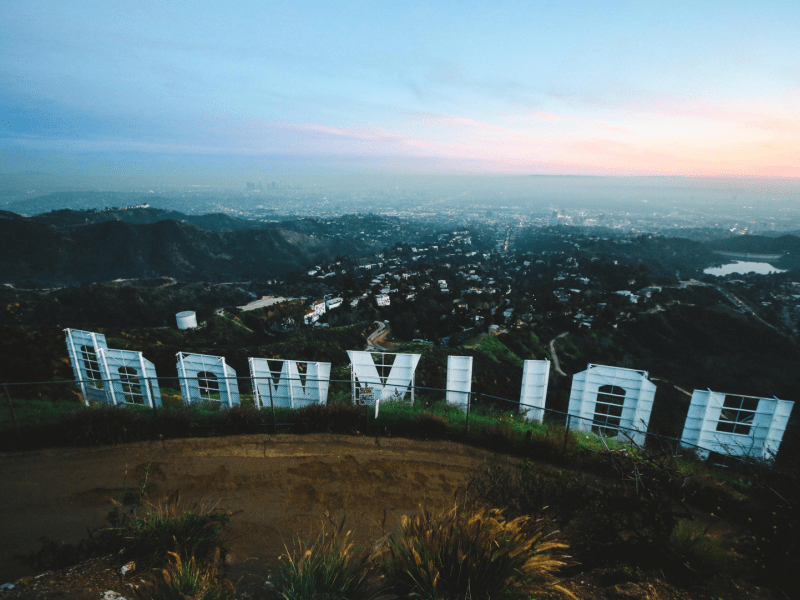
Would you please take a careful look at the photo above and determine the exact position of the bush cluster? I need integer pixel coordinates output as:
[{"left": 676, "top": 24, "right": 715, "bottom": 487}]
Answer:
[
  {"left": 58, "top": 403, "right": 272, "bottom": 446},
  {"left": 295, "top": 401, "right": 366, "bottom": 434},
  {"left": 273, "top": 502, "right": 569, "bottom": 600},
  {"left": 19, "top": 490, "right": 234, "bottom": 599}
]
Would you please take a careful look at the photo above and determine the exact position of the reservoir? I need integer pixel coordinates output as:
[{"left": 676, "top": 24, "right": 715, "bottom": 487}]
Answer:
[{"left": 704, "top": 261, "right": 786, "bottom": 276}]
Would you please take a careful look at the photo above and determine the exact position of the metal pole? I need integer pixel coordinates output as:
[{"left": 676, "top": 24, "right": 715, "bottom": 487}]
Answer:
[
  {"left": 563, "top": 414, "right": 572, "bottom": 455},
  {"left": 148, "top": 379, "right": 157, "bottom": 411},
  {"left": 65, "top": 329, "right": 89, "bottom": 405},
  {"left": 464, "top": 392, "right": 473, "bottom": 437},
  {"left": 138, "top": 352, "right": 153, "bottom": 408},
  {"left": 267, "top": 377, "right": 277, "bottom": 434},
  {"left": 3, "top": 384, "right": 21, "bottom": 441}
]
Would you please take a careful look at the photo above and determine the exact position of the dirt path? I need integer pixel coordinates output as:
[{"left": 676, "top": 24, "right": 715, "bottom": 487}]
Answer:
[
  {"left": 548, "top": 332, "right": 569, "bottom": 376},
  {"left": 0, "top": 435, "right": 504, "bottom": 584}
]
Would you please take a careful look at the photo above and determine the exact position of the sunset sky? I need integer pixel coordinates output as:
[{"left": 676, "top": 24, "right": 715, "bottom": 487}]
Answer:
[{"left": 2, "top": 0, "right": 800, "bottom": 179}]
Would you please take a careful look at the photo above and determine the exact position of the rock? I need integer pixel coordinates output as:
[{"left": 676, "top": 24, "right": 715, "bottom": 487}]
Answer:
[
  {"left": 119, "top": 561, "right": 136, "bottom": 577},
  {"left": 101, "top": 591, "right": 127, "bottom": 600},
  {"left": 263, "top": 581, "right": 288, "bottom": 600}
]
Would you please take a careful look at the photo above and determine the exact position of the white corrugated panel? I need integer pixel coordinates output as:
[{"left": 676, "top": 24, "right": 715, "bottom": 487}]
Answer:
[
  {"left": 680, "top": 390, "right": 794, "bottom": 460},
  {"left": 176, "top": 352, "right": 240, "bottom": 407},
  {"left": 64, "top": 328, "right": 109, "bottom": 405},
  {"left": 98, "top": 348, "right": 162, "bottom": 408},
  {"left": 566, "top": 363, "right": 656, "bottom": 446},
  {"left": 446, "top": 355, "right": 473, "bottom": 410},
  {"left": 249, "top": 358, "right": 331, "bottom": 408},
  {"left": 346, "top": 351, "right": 421, "bottom": 409},
  {"left": 519, "top": 359, "right": 550, "bottom": 422}
]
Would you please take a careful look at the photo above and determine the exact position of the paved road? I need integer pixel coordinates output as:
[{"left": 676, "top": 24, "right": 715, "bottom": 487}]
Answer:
[
  {"left": 651, "top": 377, "right": 692, "bottom": 397},
  {"left": 366, "top": 320, "right": 392, "bottom": 351},
  {"left": 713, "top": 285, "right": 781, "bottom": 333},
  {"left": 548, "top": 332, "right": 569, "bottom": 376},
  {"left": 238, "top": 296, "right": 298, "bottom": 311}
]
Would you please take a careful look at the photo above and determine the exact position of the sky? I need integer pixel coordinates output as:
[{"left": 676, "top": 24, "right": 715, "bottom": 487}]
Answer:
[{"left": 2, "top": 0, "right": 800, "bottom": 181}]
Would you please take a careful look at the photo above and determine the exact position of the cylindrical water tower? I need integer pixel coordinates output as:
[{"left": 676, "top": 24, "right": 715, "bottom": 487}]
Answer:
[{"left": 176, "top": 310, "right": 198, "bottom": 329}]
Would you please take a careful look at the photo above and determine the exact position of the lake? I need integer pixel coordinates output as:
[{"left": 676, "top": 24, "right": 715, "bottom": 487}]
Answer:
[{"left": 704, "top": 261, "right": 787, "bottom": 276}]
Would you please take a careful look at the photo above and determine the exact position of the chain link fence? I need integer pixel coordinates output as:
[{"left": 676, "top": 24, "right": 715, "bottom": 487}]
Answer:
[{"left": 0, "top": 375, "right": 775, "bottom": 468}]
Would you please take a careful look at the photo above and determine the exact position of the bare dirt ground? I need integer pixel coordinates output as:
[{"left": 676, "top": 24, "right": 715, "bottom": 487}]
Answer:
[
  {"left": 0, "top": 436, "right": 785, "bottom": 600},
  {"left": 0, "top": 434, "right": 504, "bottom": 585}
]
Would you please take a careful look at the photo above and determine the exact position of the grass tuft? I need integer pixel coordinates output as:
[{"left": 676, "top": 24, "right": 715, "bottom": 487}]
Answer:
[
  {"left": 273, "top": 514, "right": 384, "bottom": 600},
  {"left": 143, "top": 549, "right": 233, "bottom": 600},
  {"left": 110, "top": 490, "right": 233, "bottom": 570},
  {"left": 669, "top": 520, "right": 731, "bottom": 574},
  {"left": 382, "top": 501, "right": 568, "bottom": 600}
]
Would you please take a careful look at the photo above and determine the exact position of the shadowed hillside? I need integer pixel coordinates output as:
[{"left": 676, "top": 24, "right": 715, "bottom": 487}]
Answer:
[{"left": 0, "top": 212, "right": 370, "bottom": 285}]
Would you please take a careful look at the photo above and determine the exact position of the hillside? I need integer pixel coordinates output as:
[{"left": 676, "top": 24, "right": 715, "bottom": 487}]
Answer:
[
  {"left": 30, "top": 207, "right": 255, "bottom": 231},
  {"left": 0, "top": 212, "right": 371, "bottom": 285},
  {"left": 709, "top": 234, "right": 800, "bottom": 269}
]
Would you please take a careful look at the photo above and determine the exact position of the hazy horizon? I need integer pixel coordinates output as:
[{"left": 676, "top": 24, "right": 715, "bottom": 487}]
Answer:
[{"left": 3, "top": 1, "right": 800, "bottom": 180}]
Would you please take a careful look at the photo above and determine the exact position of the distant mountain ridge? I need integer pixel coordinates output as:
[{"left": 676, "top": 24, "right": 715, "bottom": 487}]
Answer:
[
  {"left": 3, "top": 191, "right": 164, "bottom": 216},
  {"left": 30, "top": 207, "right": 255, "bottom": 231},
  {"left": 0, "top": 209, "right": 371, "bottom": 285}
]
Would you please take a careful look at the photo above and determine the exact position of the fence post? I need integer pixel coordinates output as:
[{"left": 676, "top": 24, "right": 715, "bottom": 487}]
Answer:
[
  {"left": 148, "top": 379, "right": 157, "bottom": 411},
  {"left": 4, "top": 384, "right": 21, "bottom": 441},
  {"left": 562, "top": 414, "right": 571, "bottom": 456},
  {"left": 266, "top": 378, "right": 277, "bottom": 434},
  {"left": 464, "top": 392, "right": 474, "bottom": 438}
]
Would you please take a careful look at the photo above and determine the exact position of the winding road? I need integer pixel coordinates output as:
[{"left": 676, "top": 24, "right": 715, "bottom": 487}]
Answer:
[
  {"left": 548, "top": 332, "right": 569, "bottom": 376},
  {"left": 365, "top": 320, "right": 394, "bottom": 351}
]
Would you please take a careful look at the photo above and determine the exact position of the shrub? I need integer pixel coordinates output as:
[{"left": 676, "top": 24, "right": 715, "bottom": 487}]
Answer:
[
  {"left": 64, "top": 404, "right": 146, "bottom": 446},
  {"left": 524, "top": 423, "right": 578, "bottom": 463},
  {"left": 569, "top": 449, "right": 685, "bottom": 568},
  {"left": 142, "top": 550, "right": 233, "bottom": 600},
  {"left": 149, "top": 408, "right": 193, "bottom": 439},
  {"left": 296, "top": 402, "right": 366, "bottom": 435},
  {"left": 669, "top": 520, "right": 731, "bottom": 574},
  {"left": 382, "top": 502, "right": 568, "bottom": 600},
  {"left": 110, "top": 490, "right": 233, "bottom": 570},
  {"left": 273, "top": 515, "right": 383, "bottom": 600},
  {"left": 468, "top": 460, "right": 589, "bottom": 528},
  {"left": 735, "top": 462, "right": 800, "bottom": 596},
  {"left": 480, "top": 423, "right": 517, "bottom": 451},
  {"left": 409, "top": 411, "right": 449, "bottom": 440},
  {"left": 216, "top": 405, "right": 263, "bottom": 435}
]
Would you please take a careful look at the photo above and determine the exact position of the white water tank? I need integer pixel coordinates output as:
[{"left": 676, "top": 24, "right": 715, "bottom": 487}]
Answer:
[{"left": 176, "top": 310, "right": 198, "bottom": 329}]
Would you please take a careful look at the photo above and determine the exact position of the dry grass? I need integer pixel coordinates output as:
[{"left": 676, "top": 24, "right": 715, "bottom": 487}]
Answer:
[
  {"left": 138, "top": 548, "right": 234, "bottom": 600},
  {"left": 382, "top": 501, "right": 570, "bottom": 600},
  {"left": 273, "top": 513, "right": 386, "bottom": 600},
  {"left": 110, "top": 490, "right": 234, "bottom": 571}
]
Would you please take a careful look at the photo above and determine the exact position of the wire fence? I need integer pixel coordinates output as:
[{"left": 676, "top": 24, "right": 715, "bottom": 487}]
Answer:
[{"left": 0, "top": 375, "right": 774, "bottom": 468}]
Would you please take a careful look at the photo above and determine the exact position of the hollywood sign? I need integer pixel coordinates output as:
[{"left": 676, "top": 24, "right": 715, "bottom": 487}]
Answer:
[{"left": 65, "top": 328, "right": 794, "bottom": 460}]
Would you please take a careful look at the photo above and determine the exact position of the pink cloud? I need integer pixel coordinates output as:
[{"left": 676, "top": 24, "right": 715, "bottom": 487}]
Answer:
[
  {"left": 596, "top": 121, "right": 632, "bottom": 134},
  {"left": 532, "top": 111, "right": 560, "bottom": 123},
  {"left": 281, "top": 122, "right": 407, "bottom": 143}
]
